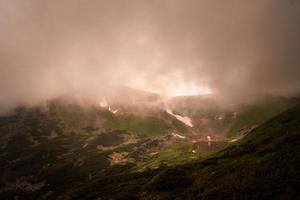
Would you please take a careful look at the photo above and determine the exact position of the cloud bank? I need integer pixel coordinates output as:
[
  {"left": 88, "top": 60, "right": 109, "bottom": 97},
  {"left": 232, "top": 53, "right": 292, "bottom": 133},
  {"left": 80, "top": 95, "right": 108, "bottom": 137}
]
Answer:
[{"left": 0, "top": 0, "right": 300, "bottom": 111}]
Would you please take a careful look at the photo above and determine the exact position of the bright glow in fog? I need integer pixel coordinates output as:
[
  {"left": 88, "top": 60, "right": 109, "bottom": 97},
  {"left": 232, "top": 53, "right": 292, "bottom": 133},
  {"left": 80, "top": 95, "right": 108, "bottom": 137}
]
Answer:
[
  {"left": 0, "top": 0, "right": 298, "bottom": 114},
  {"left": 167, "top": 82, "right": 212, "bottom": 97},
  {"left": 131, "top": 81, "right": 212, "bottom": 97}
]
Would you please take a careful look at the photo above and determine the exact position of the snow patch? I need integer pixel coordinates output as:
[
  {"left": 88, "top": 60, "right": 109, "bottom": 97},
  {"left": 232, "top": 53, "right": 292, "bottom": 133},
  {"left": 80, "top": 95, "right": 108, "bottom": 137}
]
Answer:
[
  {"left": 171, "top": 132, "right": 186, "bottom": 139},
  {"left": 99, "top": 97, "right": 118, "bottom": 114},
  {"left": 207, "top": 136, "right": 212, "bottom": 141},
  {"left": 207, "top": 135, "right": 212, "bottom": 147},
  {"left": 108, "top": 106, "right": 118, "bottom": 114},
  {"left": 166, "top": 109, "right": 193, "bottom": 127}
]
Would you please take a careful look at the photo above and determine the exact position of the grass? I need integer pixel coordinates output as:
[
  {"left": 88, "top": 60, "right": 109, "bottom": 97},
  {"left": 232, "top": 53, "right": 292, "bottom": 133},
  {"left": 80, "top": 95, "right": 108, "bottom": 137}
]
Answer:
[
  {"left": 104, "top": 114, "right": 169, "bottom": 137},
  {"left": 136, "top": 140, "right": 200, "bottom": 170},
  {"left": 1, "top": 100, "right": 300, "bottom": 199},
  {"left": 227, "top": 96, "right": 296, "bottom": 137},
  {"left": 71, "top": 103, "right": 300, "bottom": 200}
]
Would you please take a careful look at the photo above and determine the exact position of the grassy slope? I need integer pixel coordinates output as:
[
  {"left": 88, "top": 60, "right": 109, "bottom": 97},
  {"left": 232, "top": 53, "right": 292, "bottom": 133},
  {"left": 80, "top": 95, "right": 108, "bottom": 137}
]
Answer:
[
  {"left": 0, "top": 101, "right": 191, "bottom": 199},
  {"left": 136, "top": 140, "right": 199, "bottom": 170},
  {"left": 227, "top": 96, "right": 298, "bottom": 137},
  {"left": 49, "top": 100, "right": 188, "bottom": 137},
  {"left": 72, "top": 103, "right": 300, "bottom": 200},
  {"left": 168, "top": 95, "right": 297, "bottom": 138},
  {"left": 1, "top": 101, "right": 299, "bottom": 199}
]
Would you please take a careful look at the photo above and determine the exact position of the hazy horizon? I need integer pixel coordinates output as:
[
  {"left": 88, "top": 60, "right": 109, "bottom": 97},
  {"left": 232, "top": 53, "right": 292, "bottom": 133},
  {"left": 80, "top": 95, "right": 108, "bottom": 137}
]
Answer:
[{"left": 1, "top": 0, "right": 300, "bottom": 112}]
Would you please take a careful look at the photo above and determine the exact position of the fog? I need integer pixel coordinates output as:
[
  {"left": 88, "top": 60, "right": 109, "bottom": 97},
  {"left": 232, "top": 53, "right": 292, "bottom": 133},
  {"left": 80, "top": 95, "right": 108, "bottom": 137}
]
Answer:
[{"left": 0, "top": 0, "right": 300, "bottom": 112}]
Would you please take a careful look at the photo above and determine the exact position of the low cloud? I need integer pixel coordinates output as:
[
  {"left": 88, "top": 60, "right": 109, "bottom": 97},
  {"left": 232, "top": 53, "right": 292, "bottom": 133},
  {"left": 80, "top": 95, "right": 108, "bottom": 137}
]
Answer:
[{"left": 0, "top": 0, "right": 300, "bottom": 112}]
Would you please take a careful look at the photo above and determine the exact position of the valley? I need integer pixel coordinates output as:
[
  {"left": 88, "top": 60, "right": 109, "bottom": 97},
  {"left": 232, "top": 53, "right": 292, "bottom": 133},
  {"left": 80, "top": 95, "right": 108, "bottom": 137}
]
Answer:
[{"left": 0, "top": 92, "right": 299, "bottom": 199}]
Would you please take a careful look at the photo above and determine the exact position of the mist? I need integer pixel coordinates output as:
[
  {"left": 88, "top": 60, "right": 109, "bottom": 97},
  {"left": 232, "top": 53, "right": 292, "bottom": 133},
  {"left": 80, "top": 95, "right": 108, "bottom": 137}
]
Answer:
[{"left": 1, "top": 0, "right": 300, "bottom": 112}]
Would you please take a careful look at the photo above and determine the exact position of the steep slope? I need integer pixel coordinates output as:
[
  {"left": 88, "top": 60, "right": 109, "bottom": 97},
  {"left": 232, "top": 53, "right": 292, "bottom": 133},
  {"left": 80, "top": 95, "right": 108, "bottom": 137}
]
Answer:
[
  {"left": 70, "top": 103, "right": 300, "bottom": 200},
  {"left": 168, "top": 94, "right": 298, "bottom": 139},
  {"left": 153, "top": 103, "right": 300, "bottom": 199},
  {"left": 0, "top": 99, "right": 197, "bottom": 199},
  {"left": 226, "top": 96, "right": 299, "bottom": 137},
  {"left": 0, "top": 99, "right": 299, "bottom": 199}
]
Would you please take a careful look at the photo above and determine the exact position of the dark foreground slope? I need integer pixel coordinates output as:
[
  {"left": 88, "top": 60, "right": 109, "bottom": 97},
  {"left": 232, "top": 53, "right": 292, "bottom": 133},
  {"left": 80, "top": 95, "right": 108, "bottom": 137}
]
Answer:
[
  {"left": 0, "top": 103, "right": 300, "bottom": 199},
  {"left": 72, "top": 103, "right": 300, "bottom": 200}
]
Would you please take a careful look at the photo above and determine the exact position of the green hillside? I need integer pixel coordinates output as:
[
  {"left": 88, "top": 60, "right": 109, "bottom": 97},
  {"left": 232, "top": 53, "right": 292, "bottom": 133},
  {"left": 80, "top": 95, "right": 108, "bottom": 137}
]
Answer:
[
  {"left": 0, "top": 101, "right": 299, "bottom": 199},
  {"left": 0, "top": 99, "right": 194, "bottom": 199},
  {"left": 227, "top": 96, "right": 298, "bottom": 137},
  {"left": 71, "top": 103, "right": 300, "bottom": 200}
]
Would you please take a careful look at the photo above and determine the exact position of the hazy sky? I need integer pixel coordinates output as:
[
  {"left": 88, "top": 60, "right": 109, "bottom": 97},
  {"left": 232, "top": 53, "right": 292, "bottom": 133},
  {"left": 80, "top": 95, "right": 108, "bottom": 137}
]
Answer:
[{"left": 0, "top": 0, "right": 300, "bottom": 110}]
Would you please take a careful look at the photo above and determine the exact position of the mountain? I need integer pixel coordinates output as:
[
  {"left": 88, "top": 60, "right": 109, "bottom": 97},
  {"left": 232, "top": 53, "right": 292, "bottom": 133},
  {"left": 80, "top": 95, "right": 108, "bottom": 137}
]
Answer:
[
  {"left": 167, "top": 94, "right": 299, "bottom": 139},
  {"left": 130, "top": 102, "right": 300, "bottom": 200},
  {"left": 0, "top": 97, "right": 200, "bottom": 199},
  {"left": 0, "top": 94, "right": 299, "bottom": 199},
  {"left": 18, "top": 102, "right": 298, "bottom": 200}
]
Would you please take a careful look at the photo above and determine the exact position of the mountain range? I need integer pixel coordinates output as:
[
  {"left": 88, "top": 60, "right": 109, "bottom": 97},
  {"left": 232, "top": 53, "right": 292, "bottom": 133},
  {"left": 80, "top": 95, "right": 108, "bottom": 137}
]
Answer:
[{"left": 0, "top": 89, "right": 299, "bottom": 199}]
